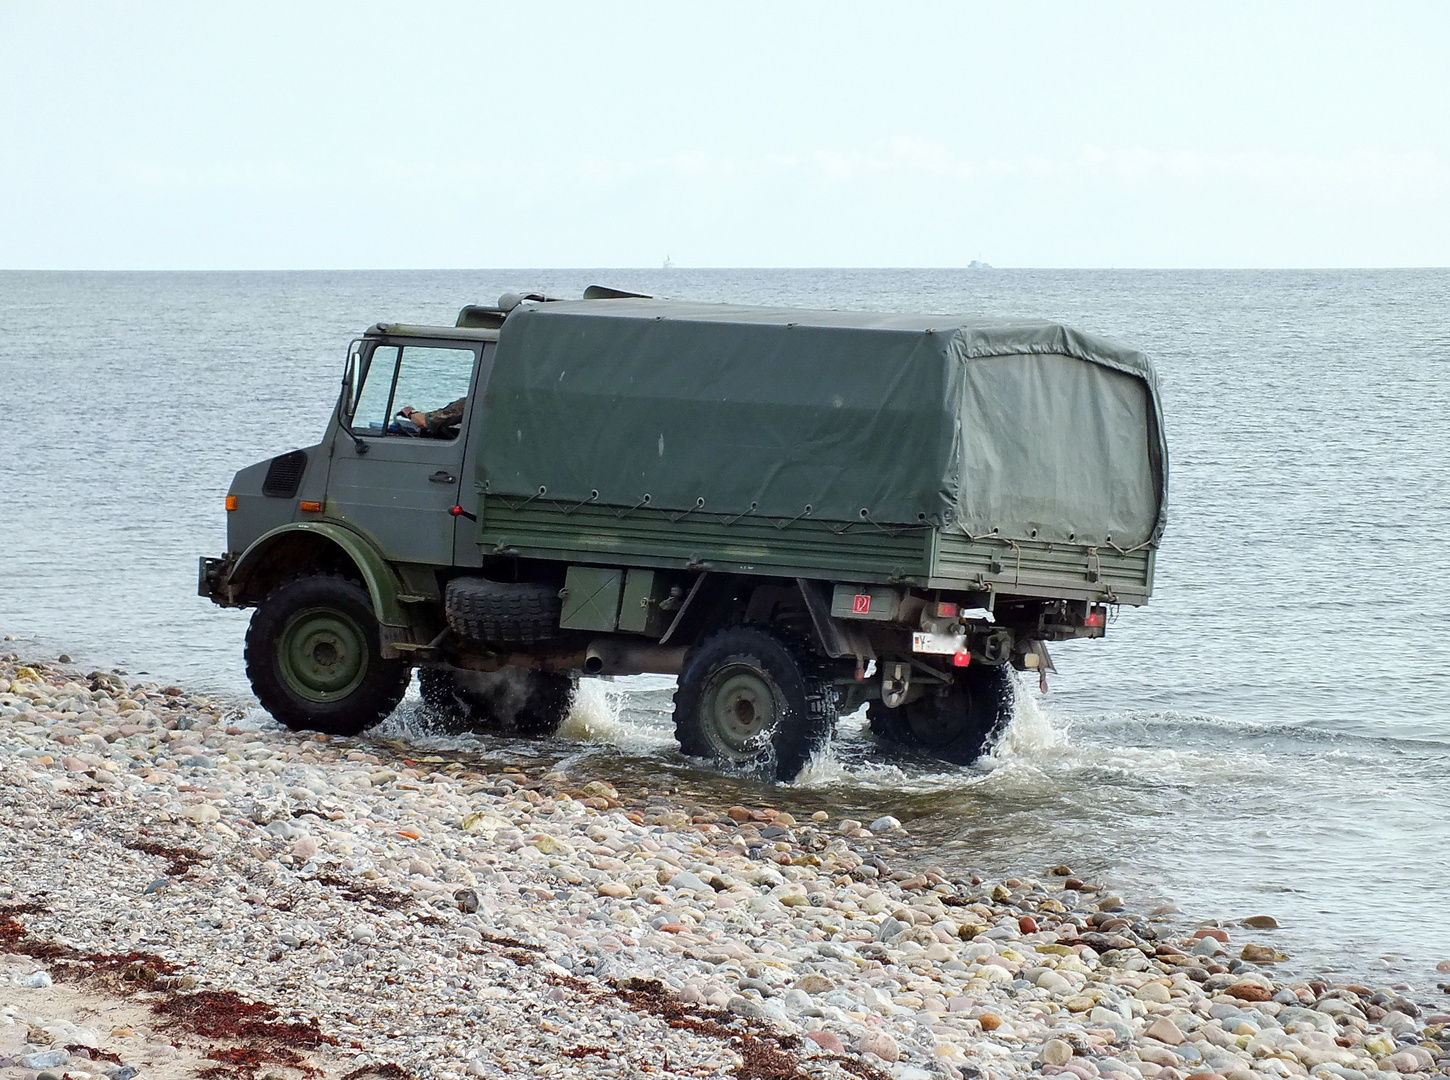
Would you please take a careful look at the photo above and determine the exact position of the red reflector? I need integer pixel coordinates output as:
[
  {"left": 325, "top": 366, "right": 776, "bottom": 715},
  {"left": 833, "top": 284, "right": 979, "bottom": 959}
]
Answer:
[
  {"left": 952, "top": 650, "right": 971, "bottom": 667},
  {"left": 1085, "top": 608, "right": 1105, "bottom": 627},
  {"left": 936, "top": 602, "right": 959, "bottom": 618},
  {"left": 450, "top": 505, "right": 464, "bottom": 516}
]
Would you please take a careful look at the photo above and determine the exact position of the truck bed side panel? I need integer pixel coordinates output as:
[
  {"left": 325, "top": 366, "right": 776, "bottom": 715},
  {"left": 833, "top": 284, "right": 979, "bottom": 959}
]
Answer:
[{"left": 476, "top": 502, "right": 1153, "bottom": 605}]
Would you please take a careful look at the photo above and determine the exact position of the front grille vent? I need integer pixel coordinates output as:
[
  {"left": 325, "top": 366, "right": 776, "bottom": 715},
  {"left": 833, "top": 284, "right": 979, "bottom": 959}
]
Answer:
[{"left": 261, "top": 450, "right": 308, "bottom": 498}]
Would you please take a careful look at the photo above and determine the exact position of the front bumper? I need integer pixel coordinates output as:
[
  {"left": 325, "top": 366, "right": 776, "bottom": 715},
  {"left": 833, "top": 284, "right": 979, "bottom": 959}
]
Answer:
[{"left": 198, "top": 554, "right": 239, "bottom": 606}]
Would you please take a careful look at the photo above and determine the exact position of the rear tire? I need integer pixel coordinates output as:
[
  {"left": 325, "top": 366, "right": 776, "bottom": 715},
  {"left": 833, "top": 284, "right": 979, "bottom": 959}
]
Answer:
[
  {"left": 417, "top": 666, "right": 468, "bottom": 728},
  {"left": 417, "top": 666, "right": 456, "bottom": 712},
  {"left": 419, "top": 664, "right": 575, "bottom": 737},
  {"left": 868, "top": 662, "right": 1013, "bottom": 765},
  {"left": 673, "top": 626, "right": 837, "bottom": 782},
  {"left": 244, "top": 573, "right": 410, "bottom": 736}
]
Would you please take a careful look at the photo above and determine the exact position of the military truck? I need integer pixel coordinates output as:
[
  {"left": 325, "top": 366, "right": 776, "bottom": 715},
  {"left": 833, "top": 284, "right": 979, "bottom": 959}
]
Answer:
[{"left": 200, "top": 289, "right": 1167, "bottom": 780}]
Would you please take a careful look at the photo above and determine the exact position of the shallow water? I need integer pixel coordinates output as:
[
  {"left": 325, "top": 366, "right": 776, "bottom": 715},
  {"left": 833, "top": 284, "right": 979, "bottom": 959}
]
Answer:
[{"left": 2, "top": 268, "right": 1448, "bottom": 998}]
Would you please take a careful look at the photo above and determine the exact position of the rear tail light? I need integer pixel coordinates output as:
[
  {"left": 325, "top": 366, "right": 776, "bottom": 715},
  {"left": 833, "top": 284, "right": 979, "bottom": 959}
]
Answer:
[
  {"left": 1084, "top": 607, "right": 1106, "bottom": 628},
  {"left": 935, "top": 601, "right": 959, "bottom": 618},
  {"left": 952, "top": 650, "right": 971, "bottom": 667}
]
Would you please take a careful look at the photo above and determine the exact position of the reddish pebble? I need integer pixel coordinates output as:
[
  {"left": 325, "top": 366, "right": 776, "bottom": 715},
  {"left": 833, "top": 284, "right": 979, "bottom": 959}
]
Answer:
[
  {"left": 658, "top": 923, "right": 687, "bottom": 934},
  {"left": 1019, "top": 916, "right": 1039, "bottom": 934},
  {"left": 1224, "top": 981, "right": 1272, "bottom": 1002},
  {"left": 1193, "top": 928, "right": 1230, "bottom": 942},
  {"left": 805, "top": 1031, "right": 844, "bottom": 1054}
]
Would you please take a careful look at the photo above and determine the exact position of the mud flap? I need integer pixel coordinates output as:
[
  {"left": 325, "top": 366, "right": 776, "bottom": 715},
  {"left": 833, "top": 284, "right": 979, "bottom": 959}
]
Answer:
[
  {"left": 1013, "top": 640, "right": 1055, "bottom": 694},
  {"left": 796, "top": 578, "right": 875, "bottom": 661},
  {"left": 1023, "top": 640, "right": 1055, "bottom": 674}
]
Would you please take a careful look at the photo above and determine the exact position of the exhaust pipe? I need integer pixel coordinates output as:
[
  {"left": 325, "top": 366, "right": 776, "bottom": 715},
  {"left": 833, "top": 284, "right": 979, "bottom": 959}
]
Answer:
[{"left": 584, "top": 639, "right": 689, "bottom": 677}]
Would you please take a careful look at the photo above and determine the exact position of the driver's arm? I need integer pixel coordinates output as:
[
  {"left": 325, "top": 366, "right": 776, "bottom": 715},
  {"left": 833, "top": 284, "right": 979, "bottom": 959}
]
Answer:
[{"left": 422, "top": 397, "right": 466, "bottom": 434}]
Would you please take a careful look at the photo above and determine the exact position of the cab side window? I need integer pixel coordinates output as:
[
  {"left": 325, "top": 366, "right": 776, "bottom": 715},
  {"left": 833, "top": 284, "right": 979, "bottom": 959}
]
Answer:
[{"left": 349, "top": 343, "right": 477, "bottom": 439}]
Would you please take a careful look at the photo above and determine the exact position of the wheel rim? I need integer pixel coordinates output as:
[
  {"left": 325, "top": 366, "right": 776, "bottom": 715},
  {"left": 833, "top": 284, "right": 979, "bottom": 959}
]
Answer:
[
  {"left": 277, "top": 605, "right": 369, "bottom": 703},
  {"left": 700, "top": 663, "right": 781, "bottom": 761}
]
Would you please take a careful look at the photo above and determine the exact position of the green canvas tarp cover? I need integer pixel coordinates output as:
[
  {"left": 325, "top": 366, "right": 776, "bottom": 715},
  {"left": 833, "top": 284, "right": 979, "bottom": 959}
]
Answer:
[{"left": 478, "top": 299, "right": 1168, "bottom": 548}]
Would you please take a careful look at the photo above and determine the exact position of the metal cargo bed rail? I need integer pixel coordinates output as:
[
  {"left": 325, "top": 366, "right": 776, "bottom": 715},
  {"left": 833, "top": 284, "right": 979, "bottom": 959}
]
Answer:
[{"left": 930, "top": 531, "right": 1154, "bottom": 606}]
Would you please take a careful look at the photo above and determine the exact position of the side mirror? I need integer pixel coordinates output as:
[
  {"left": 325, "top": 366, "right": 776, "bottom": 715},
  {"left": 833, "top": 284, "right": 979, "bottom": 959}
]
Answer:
[
  {"left": 340, "top": 341, "right": 362, "bottom": 419},
  {"left": 338, "top": 340, "right": 368, "bottom": 455}
]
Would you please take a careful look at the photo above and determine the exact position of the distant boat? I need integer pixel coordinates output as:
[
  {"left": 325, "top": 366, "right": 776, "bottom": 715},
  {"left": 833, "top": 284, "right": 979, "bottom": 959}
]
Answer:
[
  {"left": 968, "top": 260, "right": 993, "bottom": 269},
  {"left": 662, "top": 255, "right": 674, "bottom": 269}
]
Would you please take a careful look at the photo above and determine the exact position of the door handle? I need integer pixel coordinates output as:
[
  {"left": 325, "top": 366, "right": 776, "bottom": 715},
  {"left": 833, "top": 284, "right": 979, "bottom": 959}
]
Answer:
[{"left": 430, "top": 471, "right": 457, "bottom": 484}]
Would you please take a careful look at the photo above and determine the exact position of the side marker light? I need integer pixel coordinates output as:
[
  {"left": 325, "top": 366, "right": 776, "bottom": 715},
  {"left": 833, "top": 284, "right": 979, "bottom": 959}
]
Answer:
[
  {"left": 225, "top": 495, "right": 238, "bottom": 512},
  {"left": 299, "top": 500, "right": 323, "bottom": 513}
]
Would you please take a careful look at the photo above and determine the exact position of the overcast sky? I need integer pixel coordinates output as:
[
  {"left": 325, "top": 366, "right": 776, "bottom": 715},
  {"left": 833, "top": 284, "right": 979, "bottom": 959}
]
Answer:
[{"left": 2, "top": 2, "right": 1447, "bottom": 269}]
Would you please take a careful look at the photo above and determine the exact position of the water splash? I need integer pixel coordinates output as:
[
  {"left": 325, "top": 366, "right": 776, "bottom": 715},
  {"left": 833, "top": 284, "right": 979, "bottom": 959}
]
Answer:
[
  {"left": 790, "top": 720, "right": 921, "bottom": 792},
  {"left": 979, "top": 679, "right": 1071, "bottom": 766},
  {"left": 232, "top": 705, "right": 277, "bottom": 733},
  {"left": 557, "top": 678, "right": 676, "bottom": 753}
]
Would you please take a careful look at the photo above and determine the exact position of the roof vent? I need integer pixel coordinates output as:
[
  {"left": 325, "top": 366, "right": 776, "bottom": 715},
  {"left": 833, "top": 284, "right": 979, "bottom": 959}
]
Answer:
[
  {"left": 497, "top": 291, "right": 562, "bottom": 312},
  {"left": 584, "top": 285, "right": 653, "bottom": 300},
  {"left": 456, "top": 305, "right": 507, "bottom": 329}
]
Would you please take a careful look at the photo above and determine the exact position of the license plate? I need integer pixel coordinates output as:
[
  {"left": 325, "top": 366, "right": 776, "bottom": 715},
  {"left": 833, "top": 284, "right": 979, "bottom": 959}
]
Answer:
[{"left": 912, "top": 632, "right": 966, "bottom": 655}]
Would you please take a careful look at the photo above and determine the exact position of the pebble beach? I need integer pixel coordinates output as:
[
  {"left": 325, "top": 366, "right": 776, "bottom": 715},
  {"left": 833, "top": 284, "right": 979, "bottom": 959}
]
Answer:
[{"left": 3, "top": 653, "right": 1449, "bottom": 1080}]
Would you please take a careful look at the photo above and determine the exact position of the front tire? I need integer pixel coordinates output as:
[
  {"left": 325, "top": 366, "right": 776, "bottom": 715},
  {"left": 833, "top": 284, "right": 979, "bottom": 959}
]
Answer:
[
  {"left": 244, "top": 573, "right": 410, "bottom": 736},
  {"left": 868, "top": 662, "right": 1013, "bottom": 765},
  {"left": 673, "top": 627, "right": 837, "bottom": 781}
]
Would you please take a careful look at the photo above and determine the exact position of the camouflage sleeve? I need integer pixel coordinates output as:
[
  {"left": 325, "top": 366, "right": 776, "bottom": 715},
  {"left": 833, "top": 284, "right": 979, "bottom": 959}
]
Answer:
[{"left": 424, "top": 397, "right": 467, "bottom": 435}]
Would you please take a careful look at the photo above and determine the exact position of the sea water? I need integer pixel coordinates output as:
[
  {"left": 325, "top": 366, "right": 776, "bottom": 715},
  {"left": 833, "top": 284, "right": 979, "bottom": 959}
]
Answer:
[{"left": 2, "top": 267, "right": 1448, "bottom": 995}]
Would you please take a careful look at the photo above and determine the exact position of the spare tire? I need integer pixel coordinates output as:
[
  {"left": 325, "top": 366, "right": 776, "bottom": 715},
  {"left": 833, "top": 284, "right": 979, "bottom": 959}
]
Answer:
[{"left": 445, "top": 577, "right": 561, "bottom": 645}]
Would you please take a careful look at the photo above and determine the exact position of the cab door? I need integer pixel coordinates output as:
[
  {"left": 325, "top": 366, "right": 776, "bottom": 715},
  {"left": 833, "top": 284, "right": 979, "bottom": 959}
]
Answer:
[{"left": 325, "top": 339, "right": 480, "bottom": 566}]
